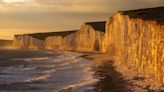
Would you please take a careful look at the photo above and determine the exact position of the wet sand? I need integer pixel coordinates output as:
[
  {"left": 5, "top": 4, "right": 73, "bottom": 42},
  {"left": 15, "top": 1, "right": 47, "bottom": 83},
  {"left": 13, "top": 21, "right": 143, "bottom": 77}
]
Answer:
[
  {"left": 61, "top": 54, "right": 132, "bottom": 92},
  {"left": 66, "top": 52, "right": 164, "bottom": 92},
  {"left": 91, "top": 61, "right": 132, "bottom": 92},
  {"left": 81, "top": 52, "right": 164, "bottom": 92},
  {"left": 69, "top": 61, "right": 132, "bottom": 92}
]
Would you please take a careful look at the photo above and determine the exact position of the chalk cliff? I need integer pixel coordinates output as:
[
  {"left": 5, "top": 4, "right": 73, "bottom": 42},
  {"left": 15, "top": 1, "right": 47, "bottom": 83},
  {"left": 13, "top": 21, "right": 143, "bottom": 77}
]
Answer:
[
  {"left": 13, "top": 31, "right": 77, "bottom": 50},
  {"left": 13, "top": 34, "right": 45, "bottom": 49},
  {"left": 104, "top": 7, "right": 164, "bottom": 84},
  {"left": 44, "top": 22, "right": 105, "bottom": 52},
  {"left": 74, "top": 22, "right": 105, "bottom": 52},
  {"left": 45, "top": 31, "right": 76, "bottom": 50}
]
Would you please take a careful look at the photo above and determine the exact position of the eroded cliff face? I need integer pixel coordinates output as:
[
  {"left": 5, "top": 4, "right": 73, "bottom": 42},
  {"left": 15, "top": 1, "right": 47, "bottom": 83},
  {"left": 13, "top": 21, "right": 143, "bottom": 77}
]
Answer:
[
  {"left": 44, "top": 22, "right": 105, "bottom": 52},
  {"left": 13, "top": 35, "right": 45, "bottom": 49},
  {"left": 104, "top": 12, "right": 164, "bottom": 84},
  {"left": 75, "top": 23, "right": 105, "bottom": 52},
  {"left": 62, "top": 32, "right": 76, "bottom": 50},
  {"left": 45, "top": 36, "right": 63, "bottom": 50},
  {"left": 45, "top": 32, "right": 76, "bottom": 50}
]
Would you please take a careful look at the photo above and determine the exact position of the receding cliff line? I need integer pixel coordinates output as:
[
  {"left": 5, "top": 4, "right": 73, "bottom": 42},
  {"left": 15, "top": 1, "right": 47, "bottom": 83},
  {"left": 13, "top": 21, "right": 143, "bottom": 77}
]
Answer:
[
  {"left": 13, "top": 22, "right": 106, "bottom": 52},
  {"left": 13, "top": 31, "right": 77, "bottom": 50}
]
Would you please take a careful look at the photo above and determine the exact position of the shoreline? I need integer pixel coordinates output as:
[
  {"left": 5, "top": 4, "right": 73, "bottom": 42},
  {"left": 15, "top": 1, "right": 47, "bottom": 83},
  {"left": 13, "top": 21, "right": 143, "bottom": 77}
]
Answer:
[
  {"left": 0, "top": 49, "right": 163, "bottom": 92},
  {"left": 62, "top": 52, "right": 164, "bottom": 92},
  {"left": 91, "top": 53, "right": 163, "bottom": 92},
  {"left": 59, "top": 53, "right": 98, "bottom": 92}
]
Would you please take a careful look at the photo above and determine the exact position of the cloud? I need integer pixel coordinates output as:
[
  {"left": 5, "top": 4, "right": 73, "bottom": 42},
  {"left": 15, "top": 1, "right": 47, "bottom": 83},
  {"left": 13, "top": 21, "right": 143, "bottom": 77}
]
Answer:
[
  {"left": 139, "top": 0, "right": 163, "bottom": 3},
  {"left": 0, "top": 0, "right": 114, "bottom": 13},
  {"left": 0, "top": 0, "right": 163, "bottom": 39},
  {"left": 0, "top": 0, "right": 163, "bottom": 13}
]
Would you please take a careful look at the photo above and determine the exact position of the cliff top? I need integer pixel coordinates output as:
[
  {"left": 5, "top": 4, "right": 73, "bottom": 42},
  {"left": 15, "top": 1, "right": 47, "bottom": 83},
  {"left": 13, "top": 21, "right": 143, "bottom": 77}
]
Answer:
[
  {"left": 16, "top": 30, "right": 77, "bottom": 40},
  {"left": 122, "top": 7, "right": 164, "bottom": 24},
  {"left": 86, "top": 21, "right": 106, "bottom": 32}
]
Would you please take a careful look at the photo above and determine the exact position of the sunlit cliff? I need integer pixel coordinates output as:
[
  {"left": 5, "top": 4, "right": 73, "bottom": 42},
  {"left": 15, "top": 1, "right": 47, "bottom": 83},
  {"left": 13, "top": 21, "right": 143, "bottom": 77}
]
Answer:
[
  {"left": 13, "top": 7, "right": 164, "bottom": 86},
  {"left": 103, "top": 7, "right": 164, "bottom": 85}
]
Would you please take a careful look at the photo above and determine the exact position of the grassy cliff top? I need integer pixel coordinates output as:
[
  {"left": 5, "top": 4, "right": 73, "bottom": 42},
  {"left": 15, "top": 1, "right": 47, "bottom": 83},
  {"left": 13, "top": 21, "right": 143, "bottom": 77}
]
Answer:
[
  {"left": 122, "top": 7, "right": 164, "bottom": 24},
  {"left": 86, "top": 21, "right": 106, "bottom": 32},
  {"left": 16, "top": 30, "right": 77, "bottom": 40}
]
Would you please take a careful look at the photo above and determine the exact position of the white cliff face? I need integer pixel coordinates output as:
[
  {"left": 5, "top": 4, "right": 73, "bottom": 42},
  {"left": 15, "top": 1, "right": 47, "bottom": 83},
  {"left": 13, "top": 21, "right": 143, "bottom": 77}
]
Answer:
[
  {"left": 45, "top": 23, "right": 105, "bottom": 52},
  {"left": 13, "top": 35, "right": 45, "bottom": 49},
  {"left": 45, "top": 36, "right": 63, "bottom": 50},
  {"left": 104, "top": 12, "right": 164, "bottom": 84},
  {"left": 62, "top": 32, "right": 76, "bottom": 50},
  {"left": 75, "top": 24, "right": 105, "bottom": 52},
  {"left": 45, "top": 32, "right": 76, "bottom": 50}
]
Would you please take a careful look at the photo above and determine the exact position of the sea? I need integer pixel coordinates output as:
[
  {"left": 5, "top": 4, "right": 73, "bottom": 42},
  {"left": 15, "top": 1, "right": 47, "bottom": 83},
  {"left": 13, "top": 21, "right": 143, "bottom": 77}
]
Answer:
[{"left": 0, "top": 49, "right": 97, "bottom": 92}]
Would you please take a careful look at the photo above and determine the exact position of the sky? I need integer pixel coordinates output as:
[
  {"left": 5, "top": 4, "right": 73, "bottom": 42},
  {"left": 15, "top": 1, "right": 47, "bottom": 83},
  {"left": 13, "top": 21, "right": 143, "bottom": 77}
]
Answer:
[{"left": 0, "top": 0, "right": 163, "bottom": 40}]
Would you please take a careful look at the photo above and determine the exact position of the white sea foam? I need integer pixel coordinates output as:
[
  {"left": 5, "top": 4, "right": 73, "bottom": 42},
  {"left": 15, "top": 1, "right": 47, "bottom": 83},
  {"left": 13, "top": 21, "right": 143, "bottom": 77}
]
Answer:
[
  {"left": 11, "top": 57, "right": 49, "bottom": 62},
  {"left": 57, "top": 66, "right": 72, "bottom": 71},
  {"left": 23, "top": 69, "right": 56, "bottom": 82},
  {"left": 19, "top": 67, "right": 36, "bottom": 71},
  {"left": 60, "top": 67, "right": 98, "bottom": 92},
  {"left": 57, "top": 62, "right": 70, "bottom": 67}
]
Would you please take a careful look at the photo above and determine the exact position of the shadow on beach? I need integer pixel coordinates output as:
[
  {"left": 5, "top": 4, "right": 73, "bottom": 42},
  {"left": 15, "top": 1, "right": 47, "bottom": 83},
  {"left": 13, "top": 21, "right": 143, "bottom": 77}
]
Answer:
[{"left": 91, "top": 61, "right": 132, "bottom": 92}]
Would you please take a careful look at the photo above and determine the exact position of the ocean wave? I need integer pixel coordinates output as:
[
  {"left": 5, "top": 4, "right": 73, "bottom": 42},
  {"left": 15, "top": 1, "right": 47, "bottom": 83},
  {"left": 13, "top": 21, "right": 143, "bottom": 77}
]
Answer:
[
  {"left": 57, "top": 62, "right": 70, "bottom": 67},
  {"left": 11, "top": 57, "right": 49, "bottom": 62},
  {"left": 0, "top": 65, "right": 56, "bottom": 84},
  {"left": 57, "top": 66, "right": 72, "bottom": 71},
  {"left": 18, "top": 67, "right": 37, "bottom": 71},
  {"left": 1, "top": 66, "right": 45, "bottom": 74},
  {"left": 60, "top": 76, "right": 97, "bottom": 92},
  {"left": 0, "top": 51, "right": 95, "bottom": 92},
  {"left": 23, "top": 69, "right": 56, "bottom": 83}
]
